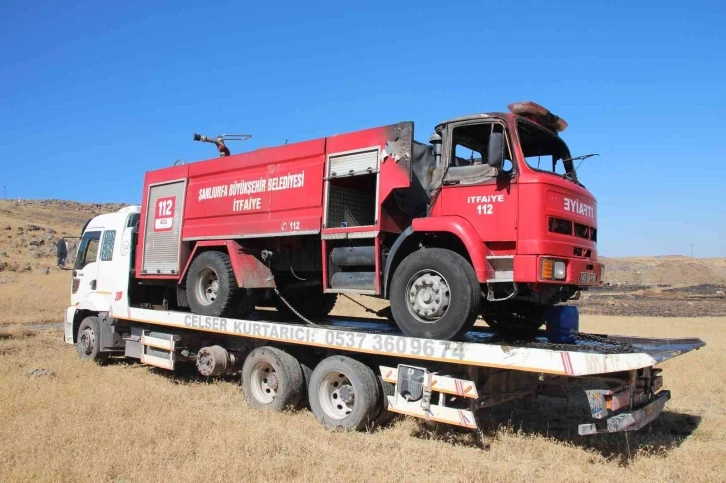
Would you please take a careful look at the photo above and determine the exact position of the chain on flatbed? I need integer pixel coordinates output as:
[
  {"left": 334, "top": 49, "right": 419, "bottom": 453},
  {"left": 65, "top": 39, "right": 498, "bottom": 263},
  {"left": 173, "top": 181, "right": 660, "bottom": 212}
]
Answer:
[{"left": 272, "top": 287, "right": 319, "bottom": 327}]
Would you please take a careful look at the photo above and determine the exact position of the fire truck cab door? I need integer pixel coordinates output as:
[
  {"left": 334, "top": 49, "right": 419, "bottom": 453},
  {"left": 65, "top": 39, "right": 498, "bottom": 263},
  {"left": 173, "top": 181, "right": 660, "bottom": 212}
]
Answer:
[{"left": 437, "top": 120, "right": 518, "bottom": 242}]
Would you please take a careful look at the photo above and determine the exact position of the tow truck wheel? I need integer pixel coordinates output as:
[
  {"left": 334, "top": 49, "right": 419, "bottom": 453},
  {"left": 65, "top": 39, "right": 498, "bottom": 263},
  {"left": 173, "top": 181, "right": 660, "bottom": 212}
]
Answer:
[
  {"left": 186, "top": 251, "right": 239, "bottom": 317},
  {"left": 76, "top": 316, "right": 109, "bottom": 363},
  {"left": 242, "top": 346, "right": 304, "bottom": 411},
  {"left": 390, "top": 248, "right": 480, "bottom": 340},
  {"left": 373, "top": 376, "right": 398, "bottom": 427},
  {"left": 309, "top": 356, "right": 380, "bottom": 431}
]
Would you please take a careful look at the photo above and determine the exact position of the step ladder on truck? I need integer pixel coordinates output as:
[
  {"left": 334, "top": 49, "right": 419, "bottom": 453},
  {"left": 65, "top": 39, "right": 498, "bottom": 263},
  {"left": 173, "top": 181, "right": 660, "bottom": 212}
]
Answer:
[{"left": 64, "top": 207, "right": 704, "bottom": 435}]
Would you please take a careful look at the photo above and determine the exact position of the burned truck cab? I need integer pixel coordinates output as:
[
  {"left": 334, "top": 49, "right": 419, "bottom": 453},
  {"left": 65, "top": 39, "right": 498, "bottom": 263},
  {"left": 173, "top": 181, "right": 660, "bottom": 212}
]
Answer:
[{"left": 427, "top": 102, "right": 602, "bottom": 329}]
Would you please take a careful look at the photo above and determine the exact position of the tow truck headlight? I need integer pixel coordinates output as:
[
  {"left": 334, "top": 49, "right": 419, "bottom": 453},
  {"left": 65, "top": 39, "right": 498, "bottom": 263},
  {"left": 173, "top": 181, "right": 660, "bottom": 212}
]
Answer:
[
  {"left": 541, "top": 258, "right": 567, "bottom": 280},
  {"left": 554, "top": 261, "right": 567, "bottom": 280}
]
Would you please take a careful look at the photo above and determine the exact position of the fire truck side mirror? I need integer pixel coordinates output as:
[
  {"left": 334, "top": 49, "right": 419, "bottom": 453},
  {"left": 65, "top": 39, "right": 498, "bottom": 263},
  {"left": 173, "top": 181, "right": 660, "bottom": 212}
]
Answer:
[{"left": 487, "top": 132, "right": 504, "bottom": 169}]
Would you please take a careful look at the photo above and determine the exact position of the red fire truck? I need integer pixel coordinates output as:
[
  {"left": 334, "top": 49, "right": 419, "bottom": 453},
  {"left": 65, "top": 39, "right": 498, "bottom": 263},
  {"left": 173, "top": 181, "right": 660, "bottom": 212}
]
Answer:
[{"left": 128, "top": 101, "right": 601, "bottom": 340}]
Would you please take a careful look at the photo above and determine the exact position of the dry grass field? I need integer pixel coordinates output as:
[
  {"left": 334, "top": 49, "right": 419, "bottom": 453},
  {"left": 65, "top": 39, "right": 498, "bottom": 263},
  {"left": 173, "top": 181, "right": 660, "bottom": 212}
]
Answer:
[
  {"left": 1, "top": 271, "right": 724, "bottom": 482},
  {"left": 1, "top": 200, "right": 724, "bottom": 482}
]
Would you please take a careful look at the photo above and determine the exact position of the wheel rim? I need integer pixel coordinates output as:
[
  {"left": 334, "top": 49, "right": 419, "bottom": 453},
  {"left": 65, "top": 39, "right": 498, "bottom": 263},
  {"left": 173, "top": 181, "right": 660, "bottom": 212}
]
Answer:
[
  {"left": 405, "top": 269, "right": 450, "bottom": 323},
  {"left": 79, "top": 327, "right": 95, "bottom": 355},
  {"left": 318, "top": 371, "right": 355, "bottom": 420},
  {"left": 249, "top": 360, "right": 278, "bottom": 404},
  {"left": 195, "top": 267, "right": 219, "bottom": 306}
]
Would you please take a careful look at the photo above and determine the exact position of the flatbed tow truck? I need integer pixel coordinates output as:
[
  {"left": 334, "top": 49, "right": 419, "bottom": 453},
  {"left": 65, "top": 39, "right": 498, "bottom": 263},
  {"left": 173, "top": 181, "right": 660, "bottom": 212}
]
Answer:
[{"left": 63, "top": 205, "right": 705, "bottom": 435}]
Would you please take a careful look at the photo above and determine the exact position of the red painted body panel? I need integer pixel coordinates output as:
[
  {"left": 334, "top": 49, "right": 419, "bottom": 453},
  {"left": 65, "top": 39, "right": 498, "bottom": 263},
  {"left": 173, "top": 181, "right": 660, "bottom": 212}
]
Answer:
[
  {"left": 437, "top": 179, "right": 518, "bottom": 243},
  {"left": 136, "top": 164, "right": 189, "bottom": 279},
  {"left": 411, "top": 216, "right": 491, "bottom": 282},
  {"left": 184, "top": 139, "right": 326, "bottom": 240},
  {"left": 179, "top": 240, "right": 274, "bottom": 288}
]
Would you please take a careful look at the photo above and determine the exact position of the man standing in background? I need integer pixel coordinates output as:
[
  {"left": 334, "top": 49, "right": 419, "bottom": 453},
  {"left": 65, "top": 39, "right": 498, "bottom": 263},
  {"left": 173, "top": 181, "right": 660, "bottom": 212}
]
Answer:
[{"left": 56, "top": 238, "right": 68, "bottom": 269}]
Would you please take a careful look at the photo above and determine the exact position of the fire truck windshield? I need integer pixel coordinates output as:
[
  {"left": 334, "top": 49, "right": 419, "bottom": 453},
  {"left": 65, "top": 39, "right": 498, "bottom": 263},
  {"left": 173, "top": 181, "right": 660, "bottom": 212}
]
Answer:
[{"left": 516, "top": 119, "right": 576, "bottom": 179}]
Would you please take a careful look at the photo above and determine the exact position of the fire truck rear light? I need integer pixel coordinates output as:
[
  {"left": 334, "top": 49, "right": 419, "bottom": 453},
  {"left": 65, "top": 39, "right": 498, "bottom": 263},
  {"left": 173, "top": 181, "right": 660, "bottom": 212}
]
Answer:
[
  {"left": 554, "top": 261, "right": 567, "bottom": 280},
  {"left": 541, "top": 259, "right": 554, "bottom": 280}
]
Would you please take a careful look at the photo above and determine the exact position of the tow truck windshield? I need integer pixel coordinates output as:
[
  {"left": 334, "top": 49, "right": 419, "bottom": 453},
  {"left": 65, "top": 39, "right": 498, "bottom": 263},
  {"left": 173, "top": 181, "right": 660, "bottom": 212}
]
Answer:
[{"left": 517, "top": 119, "right": 577, "bottom": 180}]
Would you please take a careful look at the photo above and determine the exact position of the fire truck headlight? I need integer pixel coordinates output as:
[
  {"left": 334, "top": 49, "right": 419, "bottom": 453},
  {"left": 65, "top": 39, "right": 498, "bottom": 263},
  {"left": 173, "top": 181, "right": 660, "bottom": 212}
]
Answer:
[{"left": 554, "top": 261, "right": 567, "bottom": 280}]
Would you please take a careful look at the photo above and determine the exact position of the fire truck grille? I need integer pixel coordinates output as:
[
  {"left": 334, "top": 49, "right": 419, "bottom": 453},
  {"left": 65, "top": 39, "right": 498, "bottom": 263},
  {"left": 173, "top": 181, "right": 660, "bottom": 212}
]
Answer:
[{"left": 549, "top": 217, "right": 597, "bottom": 242}]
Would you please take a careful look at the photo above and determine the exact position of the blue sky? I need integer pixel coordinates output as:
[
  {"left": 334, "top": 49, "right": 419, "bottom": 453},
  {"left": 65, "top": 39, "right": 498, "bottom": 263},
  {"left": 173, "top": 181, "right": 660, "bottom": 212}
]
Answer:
[{"left": 1, "top": 0, "right": 724, "bottom": 257}]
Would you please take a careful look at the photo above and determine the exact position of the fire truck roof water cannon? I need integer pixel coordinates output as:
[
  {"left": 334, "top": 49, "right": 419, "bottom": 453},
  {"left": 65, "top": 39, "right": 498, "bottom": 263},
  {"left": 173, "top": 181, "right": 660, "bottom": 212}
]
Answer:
[{"left": 63, "top": 101, "right": 704, "bottom": 434}]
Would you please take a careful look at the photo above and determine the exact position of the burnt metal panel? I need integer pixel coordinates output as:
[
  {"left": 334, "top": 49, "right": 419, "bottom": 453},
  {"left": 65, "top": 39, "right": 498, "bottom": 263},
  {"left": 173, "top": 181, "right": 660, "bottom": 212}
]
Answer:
[{"left": 142, "top": 180, "right": 186, "bottom": 274}]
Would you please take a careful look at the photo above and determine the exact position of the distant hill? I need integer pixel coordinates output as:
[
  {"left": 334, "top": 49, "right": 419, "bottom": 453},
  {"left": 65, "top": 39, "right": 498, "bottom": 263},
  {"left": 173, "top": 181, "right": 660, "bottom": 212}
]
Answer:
[
  {"left": 0, "top": 199, "right": 129, "bottom": 272},
  {"left": 1, "top": 199, "right": 724, "bottom": 287},
  {"left": 600, "top": 256, "right": 726, "bottom": 287}
]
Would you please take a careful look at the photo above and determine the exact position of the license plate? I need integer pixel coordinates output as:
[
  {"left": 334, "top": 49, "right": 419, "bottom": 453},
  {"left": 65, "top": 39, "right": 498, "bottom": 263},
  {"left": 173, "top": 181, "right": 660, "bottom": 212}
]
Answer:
[{"left": 579, "top": 272, "right": 597, "bottom": 283}]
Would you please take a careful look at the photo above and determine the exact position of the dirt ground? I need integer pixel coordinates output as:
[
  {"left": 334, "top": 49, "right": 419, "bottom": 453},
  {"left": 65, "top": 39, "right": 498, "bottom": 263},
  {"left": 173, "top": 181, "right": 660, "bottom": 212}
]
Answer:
[
  {"left": 1, "top": 272, "right": 725, "bottom": 482},
  {"left": 573, "top": 284, "right": 726, "bottom": 318}
]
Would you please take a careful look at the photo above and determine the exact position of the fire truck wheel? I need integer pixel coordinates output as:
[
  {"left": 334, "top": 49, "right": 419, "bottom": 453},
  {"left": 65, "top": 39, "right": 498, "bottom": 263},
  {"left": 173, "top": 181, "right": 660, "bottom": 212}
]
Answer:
[
  {"left": 390, "top": 248, "right": 480, "bottom": 340},
  {"left": 186, "top": 251, "right": 239, "bottom": 317},
  {"left": 309, "top": 356, "right": 380, "bottom": 431},
  {"left": 242, "top": 346, "right": 304, "bottom": 411},
  {"left": 76, "top": 316, "right": 109, "bottom": 363}
]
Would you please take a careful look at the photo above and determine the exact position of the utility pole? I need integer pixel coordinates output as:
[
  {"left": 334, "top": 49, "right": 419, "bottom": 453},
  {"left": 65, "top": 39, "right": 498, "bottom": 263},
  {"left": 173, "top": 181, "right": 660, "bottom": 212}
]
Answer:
[
  {"left": 3, "top": 185, "right": 5, "bottom": 199},
  {"left": 690, "top": 244, "right": 694, "bottom": 258}
]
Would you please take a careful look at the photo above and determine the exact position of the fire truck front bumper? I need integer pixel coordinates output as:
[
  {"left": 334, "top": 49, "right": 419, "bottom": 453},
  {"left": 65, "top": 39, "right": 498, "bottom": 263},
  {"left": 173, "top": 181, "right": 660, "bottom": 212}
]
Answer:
[{"left": 513, "top": 255, "right": 603, "bottom": 286}]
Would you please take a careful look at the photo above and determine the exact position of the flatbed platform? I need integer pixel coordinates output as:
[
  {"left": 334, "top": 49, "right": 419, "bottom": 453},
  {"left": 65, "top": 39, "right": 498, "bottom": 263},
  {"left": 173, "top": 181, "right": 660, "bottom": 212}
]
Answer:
[{"left": 107, "top": 307, "right": 705, "bottom": 377}]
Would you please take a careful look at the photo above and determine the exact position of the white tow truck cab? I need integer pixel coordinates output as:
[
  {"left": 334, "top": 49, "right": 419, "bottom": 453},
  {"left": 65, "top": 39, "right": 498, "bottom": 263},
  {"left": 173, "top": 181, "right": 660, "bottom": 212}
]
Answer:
[{"left": 64, "top": 206, "right": 704, "bottom": 435}]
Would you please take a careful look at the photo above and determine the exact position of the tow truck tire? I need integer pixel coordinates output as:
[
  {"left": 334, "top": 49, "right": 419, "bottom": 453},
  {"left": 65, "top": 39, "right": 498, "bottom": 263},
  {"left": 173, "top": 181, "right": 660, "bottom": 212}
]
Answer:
[
  {"left": 390, "top": 248, "right": 480, "bottom": 340},
  {"left": 242, "top": 346, "right": 304, "bottom": 411},
  {"left": 374, "top": 376, "right": 398, "bottom": 427},
  {"left": 309, "top": 356, "right": 380, "bottom": 431},
  {"left": 76, "top": 316, "right": 109, "bottom": 363},
  {"left": 186, "top": 251, "right": 238, "bottom": 317}
]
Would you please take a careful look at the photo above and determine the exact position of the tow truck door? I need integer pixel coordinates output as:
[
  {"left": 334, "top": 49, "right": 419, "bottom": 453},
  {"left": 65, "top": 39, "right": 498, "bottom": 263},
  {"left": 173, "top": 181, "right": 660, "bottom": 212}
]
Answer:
[{"left": 71, "top": 228, "right": 102, "bottom": 306}]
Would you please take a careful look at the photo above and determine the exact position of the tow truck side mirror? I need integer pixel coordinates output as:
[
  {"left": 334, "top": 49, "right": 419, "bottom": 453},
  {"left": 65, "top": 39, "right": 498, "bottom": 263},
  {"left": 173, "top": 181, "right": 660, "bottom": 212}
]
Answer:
[{"left": 487, "top": 133, "right": 504, "bottom": 169}]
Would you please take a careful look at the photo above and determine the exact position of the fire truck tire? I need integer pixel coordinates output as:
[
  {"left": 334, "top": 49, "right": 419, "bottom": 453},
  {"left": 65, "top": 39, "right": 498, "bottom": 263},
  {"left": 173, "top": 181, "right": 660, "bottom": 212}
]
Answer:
[
  {"left": 76, "top": 316, "right": 109, "bottom": 363},
  {"left": 309, "top": 356, "right": 380, "bottom": 431},
  {"left": 242, "top": 346, "right": 304, "bottom": 411},
  {"left": 390, "top": 248, "right": 480, "bottom": 340},
  {"left": 186, "top": 251, "right": 239, "bottom": 317}
]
